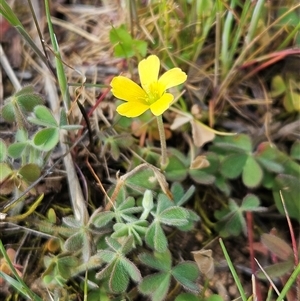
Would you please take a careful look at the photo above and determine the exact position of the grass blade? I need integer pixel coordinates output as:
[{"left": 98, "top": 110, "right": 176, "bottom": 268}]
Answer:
[{"left": 219, "top": 238, "right": 248, "bottom": 301}]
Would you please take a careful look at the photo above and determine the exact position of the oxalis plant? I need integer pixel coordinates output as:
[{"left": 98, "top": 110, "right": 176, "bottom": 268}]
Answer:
[
  {"left": 0, "top": 52, "right": 202, "bottom": 300},
  {"left": 0, "top": 86, "right": 82, "bottom": 215},
  {"left": 34, "top": 55, "right": 202, "bottom": 300},
  {"left": 32, "top": 181, "right": 200, "bottom": 300}
]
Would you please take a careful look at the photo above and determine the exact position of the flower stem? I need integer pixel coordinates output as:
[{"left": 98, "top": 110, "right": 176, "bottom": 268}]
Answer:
[{"left": 156, "top": 115, "right": 168, "bottom": 169}]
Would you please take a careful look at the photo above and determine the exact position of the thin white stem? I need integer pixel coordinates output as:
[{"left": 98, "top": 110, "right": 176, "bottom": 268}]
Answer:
[{"left": 156, "top": 114, "right": 168, "bottom": 169}]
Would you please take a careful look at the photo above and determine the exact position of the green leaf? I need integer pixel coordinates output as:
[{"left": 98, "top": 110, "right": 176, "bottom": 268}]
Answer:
[
  {"left": 92, "top": 211, "right": 115, "bottom": 228},
  {"left": 142, "top": 189, "right": 154, "bottom": 209},
  {"left": 242, "top": 156, "right": 263, "bottom": 188},
  {"left": 270, "top": 75, "right": 286, "bottom": 97},
  {"left": 1, "top": 102, "right": 16, "bottom": 122},
  {"left": 15, "top": 128, "right": 28, "bottom": 142},
  {"left": 240, "top": 194, "right": 260, "bottom": 211},
  {"left": 59, "top": 108, "right": 68, "bottom": 127},
  {"left": 120, "top": 257, "right": 141, "bottom": 282},
  {"left": 172, "top": 262, "right": 200, "bottom": 293},
  {"left": 213, "top": 134, "right": 252, "bottom": 153},
  {"left": 193, "top": 152, "right": 220, "bottom": 174},
  {"left": 139, "top": 250, "right": 172, "bottom": 272},
  {"left": 17, "top": 92, "right": 44, "bottom": 112},
  {"left": 255, "top": 142, "right": 284, "bottom": 173},
  {"left": 290, "top": 140, "right": 300, "bottom": 160},
  {"left": 278, "top": 7, "right": 300, "bottom": 27},
  {"left": 18, "top": 163, "right": 41, "bottom": 182},
  {"left": 156, "top": 195, "right": 173, "bottom": 213},
  {"left": 62, "top": 216, "right": 82, "bottom": 228},
  {"left": 165, "top": 154, "right": 188, "bottom": 181},
  {"left": 138, "top": 272, "right": 171, "bottom": 301},
  {"left": 112, "top": 220, "right": 148, "bottom": 246},
  {"left": 64, "top": 232, "right": 84, "bottom": 252},
  {"left": 220, "top": 153, "right": 248, "bottom": 179},
  {"left": 120, "top": 235, "right": 134, "bottom": 255},
  {"left": 172, "top": 183, "right": 195, "bottom": 206},
  {"left": 171, "top": 182, "right": 184, "bottom": 201},
  {"left": 29, "top": 105, "right": 58, "bottom": 127},
  {"left": 57, "top": 256, "right": 79, "bottom": 279},
  {"left": 132, "top": 39, "right": 148, "bottom": 57},
  {"left": 160, "top": 207, "right": 189, "bottom": 226},
  {"left": 98, "top": 250, "right": 115, "bottom": 264},
  {"left": 15, "top": 86, "right": 35, "bottom": 97},
  {"left": 273, "top": 174, "right": 300, "bottom": 220},
  {"left": 0, "top": 139, "right": 7, "bottom": 162},
  {"left": 215, "top": 199, "right": 246, "bottom": 237},
  {"left": 110, "top": 25, "right": 133, "bottom": 58},
  {"left": 33, "top": 128, "right": 59, "bottom": 151},
  {"left": 105, "top": 236, "right": 122, "bottom": 252},
  {"left": 109, "top": 260, "right": 130, "bottom": 293},
  {"left": 8, "top": 142, "right": 27, "bottom": 159},
  {"left": 145, "top": 222, "right": 168, "bottom": 252},
  {"left": 175, "top": 293, "right": 200, "bottom": 301},
  {"left": 125, "top": 168, "right": 158, "bottom": 192},
  {"left": 189, "top": 169, "right": 216, "bottom": 185},
  {"left": 215, "top": 176, "right": 231, "bottom": 196}
]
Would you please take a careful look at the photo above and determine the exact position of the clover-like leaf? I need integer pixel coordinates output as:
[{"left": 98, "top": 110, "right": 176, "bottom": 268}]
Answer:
[
  {"left": 138, "top": 272, "right": 171, "bottom": 301},
  {"left": 220, "top": 153, "right": 248, "bottom": 179},
  {"left": 165, "top": 154, "right": 189, "bottom": 182},
  {"left": 145, "top": 221, "right": 168, "bottom": 252},
  {"left": 159, "top": 207, "right": 189, "bottom": 226},
  {"left": 241, "top": 194, "right": 266, "bottom": 212},
  {"left": 33, "top": 128, "right": 59, "bottom": 151},
  {"left": 0, "top": 139, "right": 7, "bottom": 162},
  {"left": 96, "top": 236, "right": 139, "bottom": 293},
  {"left": 1, "top": 86, "right": 43, "bottom": 126},
  {"left": 140, "top": 189, "right": 154, "bottom": 220},
  {"left": 255, "top": 142, "right": 284, "bottom": 173},
  {"left": 1, "top": 102, "right": 16, "bottom": 122},
  {"left": 171, "top": 183, "right": 195, "bottom": 206},
  {"left": 7, "top": 142, "right": 27, "bottom": 159},
  {"left": 242, "top": 156, "right": 263, "bottom": 188},
  {"left": 112, "top": 220, "right": 148, "bottom": 246},
  {"left": 56, "top": 255, "right": 79, "bottom": 279},
  {"left": 171, "top": 262, "right": 200, "bottom": 293},
  {"left": 92, "top": 211, "right": 115, "bottom": 228},
  {"left": 273, "top": 174, "right": 300, "bottom": 220},
  {"left": 212, "top": 134, "right": 252, "bottom": 153},
  {"left": 28, "top": 105, "right": 58, "bottom": 127},
  {"left": 119, "top": 256, "right": 141, "bottom": 283},
  {"left": 215, "top": 195, "right": 265, "bottom": 237},
  {"left": 62, "top": 216, "right": 82, "bottom": 228},
  {"left": 18, "top": 163, "right": 41, "bottom": 182},
  {"left": 109, "top": 260, "right": 130, "bottom": 293},
  {"left": 64, "top": 232, "right": 84, "bottom": 252},
  {"left": 139, "top": 250, "right": 172, "bottom": 272}
]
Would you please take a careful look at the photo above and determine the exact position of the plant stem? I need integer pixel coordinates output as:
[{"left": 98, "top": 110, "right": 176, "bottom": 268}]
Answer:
[{"left": 156, "top": 114, "right": 168, "bottom": 169}]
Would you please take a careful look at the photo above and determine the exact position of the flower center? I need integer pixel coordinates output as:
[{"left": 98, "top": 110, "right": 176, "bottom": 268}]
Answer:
[{"left": 145, "top": 82, "right": 164, "bottom": 105}]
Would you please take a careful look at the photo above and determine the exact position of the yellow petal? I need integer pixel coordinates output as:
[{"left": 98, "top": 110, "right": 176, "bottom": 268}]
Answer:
[
  {"left": 111, "top": 76, "right": 145, "bottom": 102},
  {"left": 138, "top": 55, "right": 160, "bottom": 92},
  {"left": 116, "top": 101, "right": 150, "bottom": 118},
  {"left": 150, "top": 93, "right": 174, "bottom": 116},
  {"left": 158, "top": 68, "right": 187, "bottom": 90}
]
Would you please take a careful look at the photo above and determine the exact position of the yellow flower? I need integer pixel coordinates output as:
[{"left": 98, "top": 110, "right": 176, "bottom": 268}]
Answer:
[{"left": 111, "top": 55, "right": 187, "bottom": 117}]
